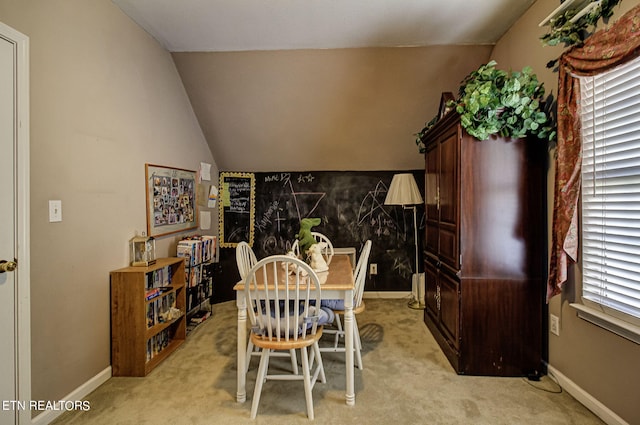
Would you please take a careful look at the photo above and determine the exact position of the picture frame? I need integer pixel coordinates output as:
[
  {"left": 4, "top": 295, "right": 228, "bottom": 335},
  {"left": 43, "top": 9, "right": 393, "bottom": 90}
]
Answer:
[
  {"left": 145, "top": 164, "right": 198, "bottom": 237},
  {"left": 218, "top": 172, "right": 255, "bottom": 248}
]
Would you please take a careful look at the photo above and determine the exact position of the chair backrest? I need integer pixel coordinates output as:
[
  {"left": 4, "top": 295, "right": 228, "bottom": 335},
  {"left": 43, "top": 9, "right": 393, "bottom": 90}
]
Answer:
[
  {"left": 311, "top": 232, "right": 334, "bottom": 264},
  {"left": 244, "top": 255, "right": 322, "bottom": 342},
  {"left": 290, "top": 239, "right": 301, "bottom": 258},
  {"left": 353, "top": 240, "right": 372, "bottom": 308},
  {"left": 290, "top": 233, "right": 333, "bottom": 264},
  {"left": 236, "top": 241, "right": 257, "bottom": 280}
]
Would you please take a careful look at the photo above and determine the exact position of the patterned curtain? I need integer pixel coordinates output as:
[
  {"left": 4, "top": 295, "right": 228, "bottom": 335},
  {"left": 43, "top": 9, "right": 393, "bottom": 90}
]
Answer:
[{"left": 547, "top": 4, "right": 640, "bottom": 301}]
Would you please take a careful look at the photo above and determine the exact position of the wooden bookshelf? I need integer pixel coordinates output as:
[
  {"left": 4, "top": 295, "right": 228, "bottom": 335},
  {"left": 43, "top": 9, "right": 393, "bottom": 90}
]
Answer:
[{"left": 110, "top": 257, "right": 186, "bottom": 377}]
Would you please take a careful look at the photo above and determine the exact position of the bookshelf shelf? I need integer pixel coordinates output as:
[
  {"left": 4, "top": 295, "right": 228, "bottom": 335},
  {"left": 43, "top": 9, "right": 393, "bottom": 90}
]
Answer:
[
  {"left": 144, "top": 338, "right": 184, "bottom": 375},
  {"left": 110, "top": 257, "right": 187, "bottom": 377},
  {"left": 145, "top": 313, "right": 185, "bottom": 339}
]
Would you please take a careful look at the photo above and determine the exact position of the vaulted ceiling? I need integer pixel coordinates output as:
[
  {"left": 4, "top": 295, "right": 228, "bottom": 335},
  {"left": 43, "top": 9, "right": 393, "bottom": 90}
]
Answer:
[
  {"left": 111, "top": 0, "right": 537, "bottom": 51},
  {"left": 112, "top": 0, "right": 537, "bottom": 171}
]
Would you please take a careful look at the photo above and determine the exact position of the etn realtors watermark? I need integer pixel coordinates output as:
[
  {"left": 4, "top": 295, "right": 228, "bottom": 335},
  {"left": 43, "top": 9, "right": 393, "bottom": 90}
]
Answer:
[{"left": 2, "top": 400, "right": 90, "bottom": 411}]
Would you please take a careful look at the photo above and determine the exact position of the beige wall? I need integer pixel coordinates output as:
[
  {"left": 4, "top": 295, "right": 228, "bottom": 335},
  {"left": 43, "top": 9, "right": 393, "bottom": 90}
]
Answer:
[
  {"left": 492, "top": 1, "right": 640, "bottom": 424},
  {"left": 172, "top": 46, "right": 493, "bottom": 172},
  {"left": 0, "top": 0, "right": 217, "bottom": 409}
]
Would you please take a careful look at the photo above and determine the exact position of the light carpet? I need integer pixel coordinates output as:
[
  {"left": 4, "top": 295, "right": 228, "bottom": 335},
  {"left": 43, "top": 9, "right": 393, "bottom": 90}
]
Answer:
[{"left": 52, "top": 298, "right": 603, "bottom": 424}]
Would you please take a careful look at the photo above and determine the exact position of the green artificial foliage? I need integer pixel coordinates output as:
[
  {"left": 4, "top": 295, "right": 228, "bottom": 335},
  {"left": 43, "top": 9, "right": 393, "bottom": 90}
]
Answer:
[
  {"left": 541, "top": 0, "right": 621, "bottom": 68},
  {"left": 447, "top": 61, "right": 556, "bottom": 142},
  {"left": 415, "top": 115, "right": 438, "bottom": 154}
]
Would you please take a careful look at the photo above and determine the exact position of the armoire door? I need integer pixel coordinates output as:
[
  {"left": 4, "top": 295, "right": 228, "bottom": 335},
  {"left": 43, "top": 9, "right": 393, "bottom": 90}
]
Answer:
[
  {"left": 437, "top": 127, "right": 459, "bottom": 270},
  {"left": 424, "top": 258, "right": 440, "bottom": 323},
  {"left": 424, "top": 141, "right": 439, "bottom": 256}
]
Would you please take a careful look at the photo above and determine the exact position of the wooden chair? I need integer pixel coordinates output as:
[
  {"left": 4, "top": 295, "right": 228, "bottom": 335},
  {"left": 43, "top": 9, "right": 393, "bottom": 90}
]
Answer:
[
  {"left": 291, "top": 232, "right": 334, "bottom": 264},
  {"left": 236, "top": 242, "right": 298, "bottom": 374},
  {"left": 290, "top": 239, "right": 301, "bottom": 258},
  {"left": 244, "top": 255, "right": 326, "bottom": 419},
  {"left": 236, "top": 241, "right": 257, "bottom": 280},
  {"left": 320, "top": 240, "right": 372, "bottom": 370},
  {"left": 311, "top": 231, "right": 334, "bottom": 265}
]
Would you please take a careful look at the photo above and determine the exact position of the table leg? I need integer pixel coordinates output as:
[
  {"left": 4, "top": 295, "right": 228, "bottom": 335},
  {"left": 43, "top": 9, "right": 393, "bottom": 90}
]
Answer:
[
  {"left": 236, "top": 293, "right": 247, "bottom": 403},
  {"left": 344, "top": 288, "right": 355, "bottom": 405}
]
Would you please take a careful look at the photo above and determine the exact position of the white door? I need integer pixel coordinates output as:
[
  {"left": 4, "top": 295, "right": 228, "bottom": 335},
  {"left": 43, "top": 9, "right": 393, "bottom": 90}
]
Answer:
[{"left": 1, "top": 22, "right": 30, "bottom": 425}]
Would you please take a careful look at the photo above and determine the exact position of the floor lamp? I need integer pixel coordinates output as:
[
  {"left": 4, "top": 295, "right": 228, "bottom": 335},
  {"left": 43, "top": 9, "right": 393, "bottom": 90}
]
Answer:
[{"left": 384, "top": 173, "right": 425, "bottom": 309}]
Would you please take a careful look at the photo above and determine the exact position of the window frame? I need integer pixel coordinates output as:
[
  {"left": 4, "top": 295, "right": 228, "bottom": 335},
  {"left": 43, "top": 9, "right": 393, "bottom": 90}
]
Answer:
[{"left": 571, "top": 55, "right": 640, "bottom": 344}]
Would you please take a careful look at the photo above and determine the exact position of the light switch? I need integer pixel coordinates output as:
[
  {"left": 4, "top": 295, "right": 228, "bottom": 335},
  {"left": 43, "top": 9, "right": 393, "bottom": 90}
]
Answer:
[{"left": 49, "top": 200, "right": 62, "bottom": 222}]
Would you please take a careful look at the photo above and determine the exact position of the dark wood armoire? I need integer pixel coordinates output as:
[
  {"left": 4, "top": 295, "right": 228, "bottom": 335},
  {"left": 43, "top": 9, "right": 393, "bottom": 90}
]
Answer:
[{"left": 422, "top": 104, "right": 547, "bottom": 377}]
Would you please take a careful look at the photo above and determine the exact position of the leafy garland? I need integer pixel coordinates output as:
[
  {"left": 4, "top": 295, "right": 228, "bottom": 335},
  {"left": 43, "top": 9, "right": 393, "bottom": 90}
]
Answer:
[
  {"left": 415, "top": 61, "right": 556, "bottom": 152},
  {"left": 541, "top": 0, "right": 621, "bottom": 68},
  {"left": 415, "top": 115, "right": 437, "bottom": 154},
  {"left": 415, "top": 1, "right": 621, "bottom": 151},
  {"left": 452, "top": 61, "right": 555, "bottom": 142}
]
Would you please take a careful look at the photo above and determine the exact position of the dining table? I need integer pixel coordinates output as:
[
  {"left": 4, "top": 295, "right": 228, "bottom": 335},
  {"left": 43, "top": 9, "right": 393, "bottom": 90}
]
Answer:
[{"left": 233, "top": 254, "right": 357, "bottom": 406}]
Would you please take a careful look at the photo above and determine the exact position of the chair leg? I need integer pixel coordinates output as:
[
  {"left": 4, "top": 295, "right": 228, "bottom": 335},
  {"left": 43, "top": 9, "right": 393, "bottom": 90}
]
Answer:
[
  {"left": 353, "top": 317, "right": 363, "bottom": 370},
  {"left": 312, "top": 341, "right": 326, "bottom": 383},
  {"left": 250, "top": 348, "right": 271, "bottom": 419},
  {"left": 300, "top": 347, "right": 314, "bottom": 420},
  {"left": 289, "top": 349, "right": 298, "bottom": 375},
  {"left": 333, "top": 314, "right": 344, "bottom": 349},
  {"left": 309, "top": 343, "right": 316, "bottom": 369},
  {"left": 245, "top": 340, "right": 255, "bottom": 373}
]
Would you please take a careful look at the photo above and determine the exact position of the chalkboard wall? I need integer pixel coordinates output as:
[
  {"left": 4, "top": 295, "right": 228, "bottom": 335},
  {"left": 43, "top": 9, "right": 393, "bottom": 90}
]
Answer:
[{"left": 214, "top": 170, "right": 425, "bottom": 301}]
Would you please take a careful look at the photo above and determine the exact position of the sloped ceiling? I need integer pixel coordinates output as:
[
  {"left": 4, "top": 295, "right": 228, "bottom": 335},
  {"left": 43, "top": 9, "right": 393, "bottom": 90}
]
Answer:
[
  {"left": 111, "top": 0, "right": 537, "bottom": 51},
  {"left": 112, "top": 0, "right": 537, "bottom": 171}
]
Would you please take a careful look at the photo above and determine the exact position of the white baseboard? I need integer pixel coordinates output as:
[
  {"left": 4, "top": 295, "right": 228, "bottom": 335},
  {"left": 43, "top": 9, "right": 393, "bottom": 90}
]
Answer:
[
  {"left": 363, "top": 291, "right": 411, "bottom": 299},
  {"left": 31, "top": 366, "right": 111, "bottom": 425},
  {"left": 547, "top": 364, "right": 628, "bottom": 425}
]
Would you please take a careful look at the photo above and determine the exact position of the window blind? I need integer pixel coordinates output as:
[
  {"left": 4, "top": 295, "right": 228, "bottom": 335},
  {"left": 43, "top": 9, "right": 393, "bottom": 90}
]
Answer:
[{"left": 579, "top": 56, "right": 640, "bottom": 322}]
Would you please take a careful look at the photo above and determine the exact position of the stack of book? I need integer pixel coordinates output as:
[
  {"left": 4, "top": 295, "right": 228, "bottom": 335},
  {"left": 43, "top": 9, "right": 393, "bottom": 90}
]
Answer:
[
  {"left": 145, "top": 288, "right": 161, "bottom": 301},
  {"left": 189, "top": 310, "right": 211, "bottom": 325}
]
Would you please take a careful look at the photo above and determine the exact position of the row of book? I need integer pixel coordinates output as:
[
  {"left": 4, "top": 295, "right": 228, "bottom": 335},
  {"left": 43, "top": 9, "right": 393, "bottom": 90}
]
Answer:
[
  {"left": 145, "top": 266, "right": 173, "bottom": 290},
  {"left": 146, "top": 292, "right": 177, "bottom": 329},
  {"left": 176, "top": 235, "right": 217, "bottom": 267},
  {"left": 187, "top": 264, "right": 203, "bottom": 288},
  {"left": 146, "top": 328, "right": 171, "bottom": 362},
  {"left": 187, "top": 281, "right": 213, "bottom": 312}
]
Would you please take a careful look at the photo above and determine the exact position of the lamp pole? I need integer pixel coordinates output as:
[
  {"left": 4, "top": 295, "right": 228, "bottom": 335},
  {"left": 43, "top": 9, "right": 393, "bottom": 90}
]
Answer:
[
  {"left": 406, "top": 204, "right": 424, "bottom": 309},
  {"left": 405, "top": 205, "right": 419, "bottom": 275}
]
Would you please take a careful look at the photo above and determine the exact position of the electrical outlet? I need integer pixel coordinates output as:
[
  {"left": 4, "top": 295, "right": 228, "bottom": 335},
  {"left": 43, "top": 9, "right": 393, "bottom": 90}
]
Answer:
[
  {"left": 369, "top": 263, "right": 377, "bottom": 275},
  {"left": 550, "top": 314, "right": 560, "bottom": 336}
]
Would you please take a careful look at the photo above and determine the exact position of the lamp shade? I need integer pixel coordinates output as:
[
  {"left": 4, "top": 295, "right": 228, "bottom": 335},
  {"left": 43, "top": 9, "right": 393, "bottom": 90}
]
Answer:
[{"left": 384, "top": 173, "right": 423, "bottom": 206}]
